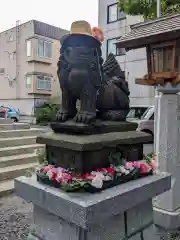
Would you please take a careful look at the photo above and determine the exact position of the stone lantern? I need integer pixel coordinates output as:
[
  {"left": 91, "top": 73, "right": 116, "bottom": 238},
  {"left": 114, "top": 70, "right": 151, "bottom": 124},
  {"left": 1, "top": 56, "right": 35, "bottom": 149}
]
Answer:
[
  {"left": 117, "top": 13, "right": 180, "bottom": 238},
  {"left": 117, "top": 14, "right": 180, "bottom": 86}
]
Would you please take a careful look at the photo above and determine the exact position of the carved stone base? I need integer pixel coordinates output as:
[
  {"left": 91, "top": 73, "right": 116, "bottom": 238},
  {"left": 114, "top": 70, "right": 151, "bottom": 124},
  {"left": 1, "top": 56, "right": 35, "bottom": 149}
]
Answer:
[
  {"left": 37, "top": 131, "right": 152, "bottom": 173},
  {"left": 50, "top": 120, "right": 138, "bottom": 134}
]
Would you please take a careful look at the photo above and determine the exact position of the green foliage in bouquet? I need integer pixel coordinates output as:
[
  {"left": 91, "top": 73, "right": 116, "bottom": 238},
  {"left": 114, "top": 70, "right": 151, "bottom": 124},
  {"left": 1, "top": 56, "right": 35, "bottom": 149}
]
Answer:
[
  {"left": 109, "top": 151, "right": 125, "bottom": 166},
  {"left": 143, "top": 152, "right": 156, "bottom": 165}
]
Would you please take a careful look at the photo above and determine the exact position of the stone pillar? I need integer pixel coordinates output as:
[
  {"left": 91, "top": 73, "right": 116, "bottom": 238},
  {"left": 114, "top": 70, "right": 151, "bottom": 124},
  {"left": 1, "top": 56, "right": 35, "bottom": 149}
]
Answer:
[
  {"left": 154, "top": 91, "right": 161, "bottom": 153},
  {"left": 15, "top": 174, "right": 170, "bottom": 240},
  {"left": 153, "top": 83, "right": 180, "bottom": 235}
]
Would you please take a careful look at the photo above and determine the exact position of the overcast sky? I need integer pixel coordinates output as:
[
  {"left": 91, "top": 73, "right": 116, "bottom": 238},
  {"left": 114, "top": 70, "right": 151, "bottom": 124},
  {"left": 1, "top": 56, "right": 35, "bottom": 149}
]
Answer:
[{"left": 0, "top": 0, "right": 98, "bottom": 32}]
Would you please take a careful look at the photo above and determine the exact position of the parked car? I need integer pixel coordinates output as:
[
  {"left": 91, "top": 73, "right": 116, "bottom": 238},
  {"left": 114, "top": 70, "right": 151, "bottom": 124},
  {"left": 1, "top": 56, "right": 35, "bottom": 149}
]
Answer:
[
  {"left": 126, "top": 106, "right": 150, "bottom": 121},
  {"left": 135, "top": 106, "right": 155, "bottom": 137},
  {"left": 0, "top": 106, "right": 20, "bottom": 122}
]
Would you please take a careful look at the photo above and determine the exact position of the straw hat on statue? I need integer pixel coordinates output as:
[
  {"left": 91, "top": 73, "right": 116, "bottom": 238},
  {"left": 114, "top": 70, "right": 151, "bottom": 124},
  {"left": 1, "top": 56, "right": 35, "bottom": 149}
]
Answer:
[
  {"left": 60, "top": 20, "right": 104, "bottom": 45},
  {"left": 60, "top": 20, "right": 93, "bottom": 44},
  {"left": 70, "top": 20, "right": 93, "bottom": 36}
]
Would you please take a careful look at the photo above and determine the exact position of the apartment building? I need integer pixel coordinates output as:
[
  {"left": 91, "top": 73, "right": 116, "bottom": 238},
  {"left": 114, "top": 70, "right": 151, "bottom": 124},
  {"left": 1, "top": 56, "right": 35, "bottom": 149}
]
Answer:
[
  {"left": 98, "top": 0, "right": 155, "bottom": 106},
  {"left": 0, "top": 20, "right": 68, "bottom": 115}
]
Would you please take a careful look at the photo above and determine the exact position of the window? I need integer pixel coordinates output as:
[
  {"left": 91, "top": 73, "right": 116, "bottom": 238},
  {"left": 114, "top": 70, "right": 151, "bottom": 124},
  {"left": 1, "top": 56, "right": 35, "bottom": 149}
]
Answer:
[
  {"left": 150, "top": 114, "right": 154, "bottom": 120},
  {"left": 107, "top": 3, "right": 126, "bottom": 23},
  {"left": 127, "top": 109, "right": 136, "bottom": 119},
  {"left": 141, "top": 107, "right": 155, "bottom": 120},
  {"left": 27, "top": 40, "right": 31, "bottom": 57},
  {"left": 26, "top": 76, "right": 31, "bottom": 88},
  {"left": 36, "top": 76, "right": 52, "bottom": 90},
  {"left": 107, "top": 38, "right": 126, "bottom": 56},
  {"left": 37, "top": 39, "right": 52, "bottom": 58},
  {"left": 127, "top": 107, "right": 148, "bottom": 120},
  {"left": 37, "top": 40, "right": 44, "bottom": 57},
  {"left": 44, "top": 41, "right": 52, "bottom": 58}
]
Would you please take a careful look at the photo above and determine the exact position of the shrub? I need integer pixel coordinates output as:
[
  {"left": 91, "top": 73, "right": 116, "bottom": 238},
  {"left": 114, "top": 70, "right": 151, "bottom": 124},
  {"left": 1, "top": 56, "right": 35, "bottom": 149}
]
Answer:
[{"left": 35, "top": 103, "right": 59, "bottom": 124}]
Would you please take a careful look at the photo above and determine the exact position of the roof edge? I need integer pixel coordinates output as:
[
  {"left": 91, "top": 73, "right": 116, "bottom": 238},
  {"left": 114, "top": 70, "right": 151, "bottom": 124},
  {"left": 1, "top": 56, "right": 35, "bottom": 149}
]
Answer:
[
  {"left": 32, "top": 19, "right": 68, "bottom": 33},
  {"left": 116, "top": 29, "right": 180, "bottom": 51},
  {"left": 131, "top": 13, "right": 180, "bottom": 30},
  {"left": 0, "top": 19, "right": 68, "bottom": 35},
  {"left": 0, "top": 20, "right": 33, "bottom": 34}
]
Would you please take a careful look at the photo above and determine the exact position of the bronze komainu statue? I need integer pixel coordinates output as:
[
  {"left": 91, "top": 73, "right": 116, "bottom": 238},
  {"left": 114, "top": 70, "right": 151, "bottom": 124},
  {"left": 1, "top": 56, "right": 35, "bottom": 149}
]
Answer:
[{"left": 57, "top": 21, "right": 130, "bottom": 124}]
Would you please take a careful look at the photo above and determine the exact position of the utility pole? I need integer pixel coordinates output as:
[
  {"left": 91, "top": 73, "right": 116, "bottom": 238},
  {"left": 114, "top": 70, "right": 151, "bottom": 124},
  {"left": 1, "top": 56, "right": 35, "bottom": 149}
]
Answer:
[
  {"left": 157, "top": 0, "right": 161, "bottom": 17},
  {"left": 16, "top": 20, "right": 21, "bottom": 99}
]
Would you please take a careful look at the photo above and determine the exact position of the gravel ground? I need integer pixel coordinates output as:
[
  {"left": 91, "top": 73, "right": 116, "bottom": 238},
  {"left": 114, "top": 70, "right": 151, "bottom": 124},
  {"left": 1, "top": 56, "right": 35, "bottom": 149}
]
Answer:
[{"left": 0, "top": 194, "right": 33, "bottom": 240}]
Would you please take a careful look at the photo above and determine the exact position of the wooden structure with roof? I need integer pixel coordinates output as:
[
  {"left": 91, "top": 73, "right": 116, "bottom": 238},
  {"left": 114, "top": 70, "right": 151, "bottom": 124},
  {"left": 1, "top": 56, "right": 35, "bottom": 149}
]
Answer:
[{"left": 116, "top": 13, "right": 180, "bottom": 85}]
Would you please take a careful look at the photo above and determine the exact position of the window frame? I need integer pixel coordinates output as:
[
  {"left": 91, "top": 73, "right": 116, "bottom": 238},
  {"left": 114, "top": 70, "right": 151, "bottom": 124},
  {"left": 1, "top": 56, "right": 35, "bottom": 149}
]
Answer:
[
  {"left": 107, "top": 3, "right": 126, "bottom": 24},
  {"left": 37, "top": 39, "right": 52, "bottom": 59},
  {"left": 36, "top": 75, "right": 52, "bottom": 90},
  {"left": 107, "top": 37, "right": 126, "bottom": 57}
]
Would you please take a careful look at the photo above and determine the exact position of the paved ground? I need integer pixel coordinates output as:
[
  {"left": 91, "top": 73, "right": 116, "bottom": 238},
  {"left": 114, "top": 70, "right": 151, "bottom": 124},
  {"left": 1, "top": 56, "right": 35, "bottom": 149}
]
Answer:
[
  {"left": 20, "top": 116, "right": 36, "bottom": 124},
  {"left": 0, "top": 195, "right": 33, "bottom": 240}
]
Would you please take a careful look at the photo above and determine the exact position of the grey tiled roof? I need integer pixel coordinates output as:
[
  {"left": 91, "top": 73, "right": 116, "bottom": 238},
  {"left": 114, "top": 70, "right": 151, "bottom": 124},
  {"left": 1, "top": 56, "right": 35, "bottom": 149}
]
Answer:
[
  {"left": 33, "top": 20, "right": 68, "bottom": 40},
  {"left": 117, "top": 13, "right": 180, "bottom": 49}
]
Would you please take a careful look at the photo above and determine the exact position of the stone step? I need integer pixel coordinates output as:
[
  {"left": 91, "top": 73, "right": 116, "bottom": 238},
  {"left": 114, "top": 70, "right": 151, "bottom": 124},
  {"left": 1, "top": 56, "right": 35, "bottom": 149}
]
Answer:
[
  {"left": 0, "top": 162, "right": 38, "bottom": 181},
  {"left": 0, "top": 144, "right": 44, "bottom": 157},
  {"left": 0, "top": 136, "right": 37, "bottom": 148},
  {"left": 0, "top": 128, "right": 43, "bottom": 138},
  {"left": 0, "top": 123, "right": 30, "bottom": 130},
  {"left": 0, "top": 179, "right": 14, "bottom": 197},
  {"left": 0, "top": 118, "right": 13, "bottom": 124},
  {"left": 0, "top": 153, "right": 38, "bottom": 168}
]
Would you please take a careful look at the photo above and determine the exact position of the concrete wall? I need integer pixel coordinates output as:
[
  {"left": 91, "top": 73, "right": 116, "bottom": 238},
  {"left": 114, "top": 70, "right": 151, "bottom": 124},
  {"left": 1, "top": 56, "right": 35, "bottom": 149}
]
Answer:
[{"left": 98, "top": 0, "right": 155, "bottom": 106}]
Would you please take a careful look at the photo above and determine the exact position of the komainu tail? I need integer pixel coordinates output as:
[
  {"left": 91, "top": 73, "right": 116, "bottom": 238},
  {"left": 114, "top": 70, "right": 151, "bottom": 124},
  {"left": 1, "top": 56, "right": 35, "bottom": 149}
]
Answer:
[
  {"left": 103, "top": 53, "right": 130, "bottom": 96},
  {"left": 103, "top": 53, "right": 125, "bottom": 79}
]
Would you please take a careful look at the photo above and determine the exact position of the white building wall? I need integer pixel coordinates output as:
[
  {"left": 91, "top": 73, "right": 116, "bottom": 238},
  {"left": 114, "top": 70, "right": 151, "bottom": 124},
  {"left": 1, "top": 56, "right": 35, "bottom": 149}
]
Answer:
[
  {"left": 98, "top": 0, "right": 155, "bottom": 106},
  {"left": 0, "top": 21, "right": 35, "bottom": 115}
]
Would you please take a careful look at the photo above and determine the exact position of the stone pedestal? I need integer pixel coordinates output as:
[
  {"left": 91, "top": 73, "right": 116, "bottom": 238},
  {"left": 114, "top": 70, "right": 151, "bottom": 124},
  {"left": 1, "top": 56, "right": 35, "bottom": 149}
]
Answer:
[
  {"left": 154, "top": 83, "right": 180, "bottom": 233},
  {"left": 37, "top": 130, "right": 152, "bottom": 173},
  {"left": 15, "top": 173, "right": 170, "bottom": 240}
]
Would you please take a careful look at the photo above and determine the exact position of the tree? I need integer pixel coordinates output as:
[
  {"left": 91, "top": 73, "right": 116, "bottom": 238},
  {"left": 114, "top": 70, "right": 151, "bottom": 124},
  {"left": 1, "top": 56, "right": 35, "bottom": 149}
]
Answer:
[{"left": 118, "top": 0, "right": 180, "bottom": 20}]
